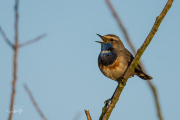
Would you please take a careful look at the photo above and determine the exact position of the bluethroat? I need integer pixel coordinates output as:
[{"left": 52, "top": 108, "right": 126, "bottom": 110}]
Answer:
[{"left": 96, "top": 34, "right": 152, "bottom": 83}]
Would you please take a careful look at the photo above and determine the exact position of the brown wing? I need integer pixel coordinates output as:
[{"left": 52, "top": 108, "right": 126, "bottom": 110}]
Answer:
[
  {"left": 117, "top": 49, "right": 133, "bottom": 64},
  {"left": 118, "top": 49, "right": 143, "bottom": 72}
]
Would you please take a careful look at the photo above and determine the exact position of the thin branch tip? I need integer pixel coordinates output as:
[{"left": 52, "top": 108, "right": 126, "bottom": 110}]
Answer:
[
  {"left": 24, "top": 84, "right": 48, "bottom": 120},
  {"left": 18, "top": 33, "right": 46, "bottom": 47},
  {"left": 0, "top": 26, "right": 14, "bottom": 49},
  {"left": 85, "top": 109, "right": 92, "bottom": 120}
]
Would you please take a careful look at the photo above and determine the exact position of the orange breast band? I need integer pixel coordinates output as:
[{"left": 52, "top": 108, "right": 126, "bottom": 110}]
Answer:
[{"left": 99, "top": 58, "right": 121, "bottom": 70}]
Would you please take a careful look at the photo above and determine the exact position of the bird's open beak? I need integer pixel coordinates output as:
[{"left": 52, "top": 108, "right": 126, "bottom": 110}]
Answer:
[{"left": 96, "top": 34, "right": 108, "bottom": 43}]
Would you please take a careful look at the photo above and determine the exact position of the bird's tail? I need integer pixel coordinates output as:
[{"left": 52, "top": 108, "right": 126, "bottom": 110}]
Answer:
[{"left": 137, "top": 72, "right": 153, "bottom": 80}]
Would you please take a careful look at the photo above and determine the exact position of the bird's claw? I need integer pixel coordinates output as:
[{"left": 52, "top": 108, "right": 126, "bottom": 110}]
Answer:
[{"left": 104, "top": 98, "right": 111, "bottom": 106}]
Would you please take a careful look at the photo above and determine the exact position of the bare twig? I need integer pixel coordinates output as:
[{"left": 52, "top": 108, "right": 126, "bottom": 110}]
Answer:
[
  {"left": 18, "top": 34, "right": 46, "bottom": 47},
  {"left": 147, "top": 80, "right": 163, "bottom": 120},
  {"left": 24, "top": 84, "right": 48, "bottom": 120},
  {"left": 6, "top": 1, "right": 46, "bottom": 120},
  {"left": 0, "top": 27, "right": 14, "bottom": 49},
  {"left": 8, "top": 0, "right": 19, "bottom": 120},
  {"left": 105, "top": 0, "right": 168, "bottom": 120},
  {"left": 85, "top": 109, "right": 92, "bottom": 120},
  {"left": 105, "top": 0, "right": 136, "bottom": 54},
  {"left": 101, "top": 0, "right": 173, "bottom": 120}
]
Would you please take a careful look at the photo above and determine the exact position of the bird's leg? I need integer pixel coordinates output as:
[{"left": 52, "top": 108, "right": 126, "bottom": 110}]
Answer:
[{"left": 117, "top": 76, "right": 126, "bottom": 86}]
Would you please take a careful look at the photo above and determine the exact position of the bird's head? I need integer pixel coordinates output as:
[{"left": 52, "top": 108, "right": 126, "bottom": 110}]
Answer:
[{"left": 96, "top": 34, "right": 125, "bottom": 51}]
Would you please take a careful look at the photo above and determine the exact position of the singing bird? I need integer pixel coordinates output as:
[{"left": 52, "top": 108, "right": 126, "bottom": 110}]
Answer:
[{"left": 96, "top": 34, "right": 152, "bottom": 83}]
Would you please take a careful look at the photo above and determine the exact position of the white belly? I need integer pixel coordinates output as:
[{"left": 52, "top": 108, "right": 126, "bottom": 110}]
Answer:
[{"left": 99, "top": 57, "right": 128, "bottom": 81}]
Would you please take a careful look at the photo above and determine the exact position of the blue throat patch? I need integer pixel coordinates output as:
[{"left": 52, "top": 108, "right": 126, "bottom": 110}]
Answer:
[{"left": 99, "top": 42, "right": 117, "bottom": 66}]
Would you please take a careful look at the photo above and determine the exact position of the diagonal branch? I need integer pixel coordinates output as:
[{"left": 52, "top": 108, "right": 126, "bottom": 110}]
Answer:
[
  {"left": 101, "top": 0, "right": 174, "bottom": 120},
  {"left": 85, "top": 109, "right": 92, "bottom": 120},
  {"left": 18, "top": 34, "right": 46, "bottom": 47},
  {"left": 0, "top": 27, "right": 14, "bottom": 49},
  {"left": 8, "top": 0, "right": 19, "bottom": 120},
  {"left": 24, "top": 84, "right": 48, "bottom": 120},
  {"left": 105, "top": 0, "right": 170, "bottom": 120}
]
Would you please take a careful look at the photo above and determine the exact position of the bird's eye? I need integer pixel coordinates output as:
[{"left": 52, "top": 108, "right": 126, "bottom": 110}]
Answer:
[{"left": 110, "top": 39, "right": 114, "bottom": 41}]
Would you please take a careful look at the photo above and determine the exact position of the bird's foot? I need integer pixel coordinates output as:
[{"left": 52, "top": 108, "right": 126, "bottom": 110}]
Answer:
[
  {"left": 129, "top": 74, "right": 134, "bottom": 78},
  {"left": 121, "top": 76, "right": 125, "bottom": 80},
  {"left": 104, "top": 98, "right": 111, "bottom": 106}
]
